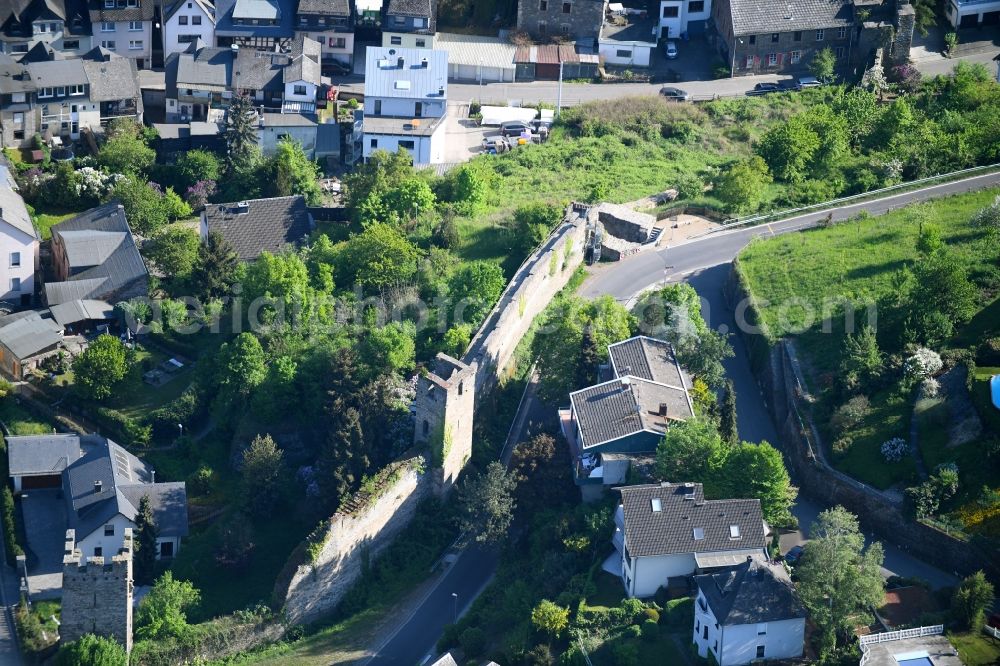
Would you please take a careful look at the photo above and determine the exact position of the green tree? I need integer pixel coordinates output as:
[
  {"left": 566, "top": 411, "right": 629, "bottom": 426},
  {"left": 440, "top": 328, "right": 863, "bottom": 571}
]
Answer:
[
  {"left": 343, "top": 148, "right": 414, "bottom": 214},
  {"left": 176, "top": 149, "right": 222, "bottom": 187},
  {"left": 317, "top": 406, "right": 365, "bottom": 508},
  {"left": 531, "top": 599, "right": 570, "bottom": 639},
  {"left": 239, "top": 433, "right": 285, "bottom": 516},
  {"left": 110, "top": 176, "right": 168, "bottom": 234},
  {"left": 73, "top": 334, "right": 129, "bottom": 401},
  {"left": 360, "top": 321, "right": 416, "bottom": 375},
  {"left": 916, "top": 222, "right": 944, "bottom": 257},
  {"left": 380, "top": 178, "right": 436, "bottom": 226},
  {"left": 163, "top": 187, "right": 193, "bottom": 222},
  {"left": 146, "top": 226, "right": 201, "bottom": 279},
  {"left": 448, "top": 161, "right": 495, "bottom": 213},
  {"left": 809, "top": 47, "right": 837, "bottom": 82},
  {"left": 224, "top": 92, "right": 260, "bottom": 175},
  {"left": 533, "top": 295, "right": 636, "bottom": 403},
  {"left": 449, "top": 261, "right": 505, "bottom": 325},
  {"left": 252, "top": 355, "right": 298, "bottom": 421},
  {"left": 191, "top": 232, "right": 239, "bottom": 299},
  {"left": 971, "top": 195, "right": 1000, "bottom": 241},
  {"left": 796, "top": 507, "right": 885, "bottom": 653},
  {"left": 758, "top": 115, "right": 821, "bottom": 182},
  {"left": 241, "top": 251, "right": 315, "bottom": 324},
  {"left": 911, "top": 252, "right": 979, "bottom": 328},
  {"left": 803, "top": 104, "right": 849, "bottom": 172},
  {"left": 951, "top": 571, "right": 994, "bottom": 630},
  {"left": 840, "top": 326, "right": 882, "bottom": 390},
  {"left": 910, "top": 0, "right": 937, "bottom": 35},
  {"left": 133, "top": 494, "right": 158, "bottom": 585},
  {"left": 456, "top": 461, "right": 517, "bottom": 544},
  {"left": 342, "top": 223, "right": 421, "bottom": 292},
  {"left": 719, "top": 380, "right": 738, "bottom": 446},
  {"left": 135, "top": 572, "right": 200, "bottom": 640},
  {"left": 214, "top": 511, "right": 255, "bottom": 569},
  {"left": 713, "top": 156, "right": 772, "bottom": 214},
  {"left": 511, "top": 202, "right": 562, "bottom": 256},
  {"left": 216, "top": 333, "right": 267, "bottom": 411},
  {"left": 266, "top": 136, "right": 321, "bottom": 205},
  {"left": 442, "top": 324, "right": 472, "bottom": 358},
  {"left": 655, "top": 419, "right": 726, "bottom": 486},
  {"left": 55, "top": 634, "right": 128, "bottom": 666},
  {"left": 717, "top": 441, "right": 797, "bottom": 527},
  {"left": 97, "top": 121, "right": 155, "bottom": 176}
]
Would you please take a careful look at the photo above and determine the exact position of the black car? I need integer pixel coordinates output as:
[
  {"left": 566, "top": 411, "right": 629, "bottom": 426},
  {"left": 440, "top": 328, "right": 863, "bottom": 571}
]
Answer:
[
  {"left": 784, "top": 545, "right": 805, "bottom": 566},
  {"left": 746, "top": 82, "right": 780, "bottom": 96},
  {"left": 659, "top": 86, "right": 690, "bottom": 101},
  {"left": 500, "top": 121, "right": 532, "bottom": 137},
  {"left": 777, "top": 79, "right": 800, "bottom": 91}
]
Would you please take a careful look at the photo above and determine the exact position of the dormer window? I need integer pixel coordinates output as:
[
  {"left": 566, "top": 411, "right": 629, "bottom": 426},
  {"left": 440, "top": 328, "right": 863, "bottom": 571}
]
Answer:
[{"left": 105, "top": 0, "right": 114, "bottom": 7}]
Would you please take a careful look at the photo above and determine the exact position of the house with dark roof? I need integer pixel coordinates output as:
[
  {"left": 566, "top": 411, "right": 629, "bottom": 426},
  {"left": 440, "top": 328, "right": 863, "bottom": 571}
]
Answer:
[
  {"left": 232, "top": 35, "right": 321, "bottom": 112},
  {"left": 164, "top": 40, "right": 235, "bottom": 122},
  {"left": 86, "top": 0, "right": 155, "bottom": 69},
  {"left": 46, "top": 201, "right": 149, "bottom": 306},
  {"left": 613, "top": 482, "right": 768, "bottom": 598},
  {"left": 294, "top": 0, "right": 355, "bottom": 67},
  {"left": 382, "top": 0, "right": 435, "bottom": 50},
  {"left": 200, "top": 195, "right": 313, "bottom": 261},
  {"left": 0, "top": 0, "right": 92, "bottom": 59},
  {"left": 517, "top": 0, "right": 606, "bottom": 42},
  {"left": 0, "top": 158, "right": 39, "bottom": 305},
  {"left": 0, "top": 54, "right": 39, "bottom": 146},
  {"left": 0, "top": 309, "right": 64, "bottom": 378},
  {"left": 215, "top": 0, "right": 296, "bottom": 51},
  {"left": 693, "top": 557, "right": 806, "bottom": 665},
  {"left": 9, "top": 433, "right": 189, "bottom": 559},
  {"left": 560, "top": 335, "right": 694, "bottom": 500},
  {"left": 162, "top": 0, "right": 216, "bottom": 59}
]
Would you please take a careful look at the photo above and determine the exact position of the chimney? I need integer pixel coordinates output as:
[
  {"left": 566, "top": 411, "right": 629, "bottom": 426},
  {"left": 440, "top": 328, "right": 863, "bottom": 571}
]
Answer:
[
  {"left": 234, "top": 201, "right": 250, "bottom": 214},
  {"left": 397, "top": 56, "right": 405, "bottom": 68},
  {"left": 658, "top": 402, "right": 668, "bottom": 417},
  {"left": 421, "top": 57, "right": 428, "bottom": 68},
  {"left": 438, "top": 85, "right": 445, "bottom": 96},
  {"left": 150, "top": 469, "right": 155, "bottom": 484},
  {"left": 94, "top": 480, "right": 102, "bottom": 493}
]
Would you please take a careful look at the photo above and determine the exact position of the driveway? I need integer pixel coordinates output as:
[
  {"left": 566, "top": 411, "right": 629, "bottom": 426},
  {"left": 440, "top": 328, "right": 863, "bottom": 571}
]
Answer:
[
  {"left": 19, "top": 490, "right": 66, "bottom": 600},
  {"left": 442, "top": 102, "right": 485, "bottom": 165}
]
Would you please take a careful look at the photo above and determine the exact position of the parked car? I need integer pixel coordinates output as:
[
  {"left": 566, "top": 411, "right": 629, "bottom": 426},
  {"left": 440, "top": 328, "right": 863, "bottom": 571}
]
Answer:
[
  {"left": 659, "top": 86, "right": 690, "bottom": 101},
  {"left": 664, "top": 41, "right": 678, "bottom": 59},
  {"left": 798, "top": 76, "right": 822, "bottom": 88},
  {"left": 747, "top": 82, "right": 780, "bottom": 96},
  {"left": 783, "top": 545, "right": 805, "bottom": 566},
  {"left": 500, "top": 121, "right": 532, "bottom": 137},
  {"left": 777, "top": 79, "right": 800, "bottom": 91}
]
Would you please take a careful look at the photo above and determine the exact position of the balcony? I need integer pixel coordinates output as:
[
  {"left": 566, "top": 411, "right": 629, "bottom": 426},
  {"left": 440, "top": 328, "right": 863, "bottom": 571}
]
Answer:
[{"left": 281, "top": 100, "right": 316, "bottom": 114}]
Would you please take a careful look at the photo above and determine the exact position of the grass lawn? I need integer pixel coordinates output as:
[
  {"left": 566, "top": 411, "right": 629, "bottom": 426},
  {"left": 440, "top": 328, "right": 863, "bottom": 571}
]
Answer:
[
  {"left": 111, "top": 347, "right": 194, "bottom": 421},
  {"left": 584, "top": 571, "right": 626, "bottom": 611},
  {"left": 948, "top": 631, "right": 1000, "bottom": 665},
  {"left": 0, "top": 400, "right": 53, "bottom": 435},
  {"left": 830, "top": 387, "right": 918, "bottom": 490}
]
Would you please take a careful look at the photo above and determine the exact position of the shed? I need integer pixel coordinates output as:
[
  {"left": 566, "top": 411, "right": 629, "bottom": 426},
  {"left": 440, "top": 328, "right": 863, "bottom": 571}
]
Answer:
[{"left": 514, "top": 44, "right": 561, "bottom": 80}]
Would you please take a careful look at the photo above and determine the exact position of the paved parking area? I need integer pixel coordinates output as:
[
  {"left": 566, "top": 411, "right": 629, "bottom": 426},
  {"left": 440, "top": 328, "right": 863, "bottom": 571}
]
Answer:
[
  {"left": 20, "top": 489, "right": 66, "bottom": 600},
  {"left": 443, "top": 102, "right": 486, "bottom": 165}
]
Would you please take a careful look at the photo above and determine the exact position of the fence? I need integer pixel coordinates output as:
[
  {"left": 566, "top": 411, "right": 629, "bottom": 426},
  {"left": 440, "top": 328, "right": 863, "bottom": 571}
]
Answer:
[{"left": 859, "top": 625, "right": 945, "bottom": 666}]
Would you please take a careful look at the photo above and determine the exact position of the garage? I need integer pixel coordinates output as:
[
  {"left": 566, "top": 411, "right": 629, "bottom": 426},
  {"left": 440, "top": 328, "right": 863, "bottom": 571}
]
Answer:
[
  {"left": 20, "top": 474, "right": 62, "bottom": 490},
  {"left": 436, "top": 32, "right": 517, "bottom": 83},
  {"left": 7, "top": 433, "right": 83, "bottom": 494}
]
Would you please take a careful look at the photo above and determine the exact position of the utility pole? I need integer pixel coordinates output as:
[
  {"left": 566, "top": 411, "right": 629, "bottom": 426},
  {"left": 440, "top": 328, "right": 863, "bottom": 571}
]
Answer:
[{"left": 556, "top": 60, "right": 564, "bottom": 117}]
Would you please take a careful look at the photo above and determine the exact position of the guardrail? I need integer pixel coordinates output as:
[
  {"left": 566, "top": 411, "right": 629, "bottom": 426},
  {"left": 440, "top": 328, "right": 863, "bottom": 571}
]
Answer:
[
  {"left": 859, "top": 625, "right": 945, "bottom": 666},
  {"left": 985, "top": 625, "right": 1000, "bottom": 640}
]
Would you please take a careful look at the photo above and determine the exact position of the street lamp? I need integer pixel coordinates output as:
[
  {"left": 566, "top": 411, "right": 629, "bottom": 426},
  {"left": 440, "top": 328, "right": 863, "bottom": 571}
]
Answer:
[
  {"left": 178, "top": 423, "right": 184, "bottom": 438},
  {"left": 451, "top": 592, "right": 458, "bottom": 622},
  {"left": 730, "top": 38, "right": 744, "bottom": 78}
]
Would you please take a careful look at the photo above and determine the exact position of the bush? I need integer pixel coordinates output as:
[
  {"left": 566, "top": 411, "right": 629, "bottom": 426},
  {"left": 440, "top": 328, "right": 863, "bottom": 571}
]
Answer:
[
  {"left": 880, "top": 437, "right": 908, "bottom": 463},
  {"left": 459, "top": 626, "right": 486, "bottom": 657},
  {"left": 1, "top": 487, "right": 23, "bottom": 560},
  {"left": 187, "top": 466, "right": 214, "bottom": 496},
  {"left": 830, "top": 395, "right": 871, "bottom": 436},
  {"left": 613, "top": 640, "right": 639, "bottom": 666},
  {"left": 624, "top": 624, "right": 641, "bottom": 638},
  {"left": 641, "top": 618, "right": 659, "bottom": 641},
  {"left": 94, "top": 407, "right": 152, "bottom": 447},
  {"left": 643, "top": 607, "right": 660, "bottom": 623},
  {"left": 978, "top": 337, "right": 1000, "bottom": 365},
  {"left": 150, "top": 386, "right": 205, "bottom": 442},
  {"left": 832, "top": 436, "right": 853, "bottom": 457}
]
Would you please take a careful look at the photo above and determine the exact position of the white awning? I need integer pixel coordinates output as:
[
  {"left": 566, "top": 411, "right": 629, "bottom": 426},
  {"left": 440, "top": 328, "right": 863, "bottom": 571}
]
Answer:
[
  {"left": 479, "top": 106, "right": 536, "bottom": 126},
  {"left": 694, "top": 550, "right": 765, "bottom": 569}
]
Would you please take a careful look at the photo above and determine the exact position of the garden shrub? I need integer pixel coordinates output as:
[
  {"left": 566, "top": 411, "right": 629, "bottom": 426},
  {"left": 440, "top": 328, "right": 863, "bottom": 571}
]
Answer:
[
  {"left": 459, "top": 627, "right": 486, "bottom": 657},
  {"left": 612, "top": 640, "right": 639, "bottom": 665},
  {"left": 978, "top": 337, "right": 1000, "bottom": 366},
  {"left": 94, "top": 407, "right": 152, "bottom": 447},
  {"left": 2, "top": 486, "right": 23, "bottom": 560},
  {"left": 623, "top": 624, "right": 641, "bottom": 639},
  {"left": 641, "top": 618, "right": 659, "bottom": 641},
  {"left": 187, "top": 466, "right": 214, "bottom": 496},
  {"left": 832, "top": 436, "right": 853, "bottom": 457},
  {"left": 643, "top": 607, "right": 660, "bottom": 623},
  {"left": 150, "top": 386, "right": 205, "bottom": 441},
  {"left": 880, "top": 437, "right": 908, "bottom": 462},
  {"left": 830, "top": 395, "right": 871, "bottom": 436}
]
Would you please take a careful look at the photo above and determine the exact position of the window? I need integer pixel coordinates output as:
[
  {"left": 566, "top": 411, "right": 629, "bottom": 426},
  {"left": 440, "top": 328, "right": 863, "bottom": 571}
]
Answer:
[
  {"left": 101, "top": 21, "right": 115, "bottom": 31},
  {"left": 560, "top": 23, "right": 570, "bottom": 34},
  {"left": 129, "top": 39, "right": 143, "bottom": 49},
  {"left": 192, "top": 15, "right": 202, "bottom": 25},
  {"left": 414, "top": 102, "right": 422, "bottom": 116},
  {"left": 399, "top": 140, "right": 415, "bottom": 150},
  {"left": 177, "top": 33, "right": 197, "bottom": 42},
  {"left": 651, "top": 498, "right": 662, "bottom": 512},
  {"left": 748, "top": 34, "right": 756, "bottom": 45},
  {"left": 12, "top": 112, "right": 23, "bottom": 126},
  {"left": 729, "top": 524, "right": 741, "bottom": 539},
  {"left": 539, "top": 0, "right": 548, "bottom": 9},
  {"left": 370, "top": 138, "right": 377, "bottom": 148},
  {"left": 816, "top": 29, "right": 824, "bottom": 41},
  {"left": 615, "top": 49, "right": 632, "bottom": 58},
  {"left": 757, "top": 623, "right": 767, "bottom": 635},
  {"left": 102, "top": 40, "right": 116, "bottom": 49},
  {"left": 771, "top": 32, "right": 779, "bottom": 42},
  {"left": 10, "top": 43, "right": 28, "bottom": 53},
  {"left": 374, "top": 100, "right": 381, "bottom": 114},
  {"left": 663, "top": 5, "right": 678, "bottom": 17},
  {"left": 104, "top": 524, "right": 115, "bottom": 536},
  {"left": 39, "top": 87, "right": 53, "bottom": 98},
  {"left": 538, "top": 20, "right": 547, "bottom": 33},
  {"left": 63, "top": 39, "right": 79, "bottom": 49},
  {"left": 745, "top": 55, "right": 753, "bottom": 68},
  {"left": 793, "top": 30, "right": 801, "bottom": 41},
  {"left": 10, "top": 253, "right": 20, "bottom": 268},
  {"left": 392, "top": 15, "right": 405, "bottom": 24},
  {"left": 756, "top": 646, "right": 765, "bottom": 659},
  {"left": 390, "top": 35, "right": 402, "bottom": 45},
  {"left": 415, "top": 38, "right": 425, "bottom": 47},
  {"left": 688, "top": 0, "right": 704, "bottom": 11},
  {"left": 57, "top": 86, "right": 65, "bottom": 96},
  {"left": 767, "top": 52, "right": 776, "bottom": 66},
  {"left": 178, "top": 15, "right": 188, "bottom": 24},
  {"left": 835, "top": 46, "right": 845, "bottom": 58},
  {"left": 104, "top": 0, "right": 114, "bottom": 7},
  {"left": 790, "top": 50, "right": 801, "bottom": 63},
  {"left": 332, "top": 37, "right": 346, "bottom": 47},
  {"left": 94, "top": 546, "right": 103, "bottom": 557},
  {"left": 293, "top": 84, "right": 307, "bottom": 95},
  {"left": 703, "top": 626, "right": 708, "bottom": 639},
  {"left": 11, "top": 93, "right": 25, "bottom": 103},
  {"left": 160, "top": 541, "right": 174, "bottom": 558},
  {"left": 693, "top": 527, "right": 705, "bottom": 540},
  {"left": 35, "top": 23, "right": 49, "bottom": 34},
  {"left": 837, "top": 26, "right": 846, "bottom": 39},
  {"left": 562, "top": 1, "right": 571, "bottom": 13}
]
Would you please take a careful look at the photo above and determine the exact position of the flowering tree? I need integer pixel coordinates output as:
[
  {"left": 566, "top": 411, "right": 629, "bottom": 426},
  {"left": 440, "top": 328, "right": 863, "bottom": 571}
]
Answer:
[
  {"left": 184, "top": 179, "right": 217, "bottom": 211},
  {"left": 861, "top": 64, "right": 888, "bottom": 99},
  {"left": 881, "top": 437, "right": 908, "bottom": 462},
  {"left": 905, "top": 347, "right": 943, "bottom": 381},
  {"left": 890, "top": 64, "right": 921, "bottom": 94}
]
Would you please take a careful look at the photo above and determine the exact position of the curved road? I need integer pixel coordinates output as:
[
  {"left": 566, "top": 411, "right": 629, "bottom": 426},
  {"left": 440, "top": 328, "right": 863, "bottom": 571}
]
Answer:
[{"left": 366, "top": 170, "right": 1000, "bottom": 664}]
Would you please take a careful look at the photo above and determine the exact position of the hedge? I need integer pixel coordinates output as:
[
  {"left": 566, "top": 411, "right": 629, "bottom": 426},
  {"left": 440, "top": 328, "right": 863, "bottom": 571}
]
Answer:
[
  {"left": 149, "top": 385, "right": 206, "bottom": 443},
  {"left": 93, "top": 407, "right": 151, "bottom": 447}
]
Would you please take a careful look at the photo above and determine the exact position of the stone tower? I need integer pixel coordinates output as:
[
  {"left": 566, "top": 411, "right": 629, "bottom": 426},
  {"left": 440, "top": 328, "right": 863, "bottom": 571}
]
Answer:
[
  {"left": 413, "top": 353, "right": 475, "bottom": 496},
  {"left": 60, "top": 528, "right": 134, "bottom": 653}
]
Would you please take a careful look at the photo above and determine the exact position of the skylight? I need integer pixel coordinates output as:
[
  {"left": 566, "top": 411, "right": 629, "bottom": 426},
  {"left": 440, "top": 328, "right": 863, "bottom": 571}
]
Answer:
[
  {"left": 693, "top": 527, "right": 704, "bottom": 540},
  {"left": 394, "top": 80, "right": 411, "bottom": 90},
  {"left": 729, "top": 524, "right": 741, "bottom": 539},
  {"left": 651, "top": 498, "right": 662, "bottom": 512}
]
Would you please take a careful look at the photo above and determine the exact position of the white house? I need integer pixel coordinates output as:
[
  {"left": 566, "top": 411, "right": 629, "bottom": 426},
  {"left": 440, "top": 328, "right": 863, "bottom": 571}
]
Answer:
[
  {"left": 381, "top": 0, "right": 436, "bottom": 49},
  {"left": 945, "top": 0, "right": 1000, "bottom": 28},
  {"left": 294, "top": 0, "right": 355, "bottom": 67},
  {"left": 599, "top": 8, "right": 657, "bottom": 68},
  {"left": 613, "top": 482, "right": 768, "bottom": 598},
  {"left": 362, "top": 46, "right": 448, "bottom": 165},
  {"left": 8, "top": 434, "right": 188, "bottom": 559},
  {"left": 88, "top": 0, "right": 155, "bottom": 69},
  {"left": 657, "top": 0, "right": 711, "bottom": 38},
  {"left": 693, "top": 557, "right": 807, "bottom": 665},
  {"left": 162, "top": 0, "right": 216, "bottom": 59},
  {"left": 0, "top": 166, "right": 39, "bottom": 306}
]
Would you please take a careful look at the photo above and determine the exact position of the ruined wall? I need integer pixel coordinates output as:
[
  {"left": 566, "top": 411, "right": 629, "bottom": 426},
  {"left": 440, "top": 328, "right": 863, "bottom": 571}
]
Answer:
[
  {"left": 413, "top": 355, "right": 476, "bottom": 497},
  {"left": 278, "top": 455, "right": 432, "bottom": 625},
  {"left": 60, "top": 528, "right": 133, "bottom": 652}
]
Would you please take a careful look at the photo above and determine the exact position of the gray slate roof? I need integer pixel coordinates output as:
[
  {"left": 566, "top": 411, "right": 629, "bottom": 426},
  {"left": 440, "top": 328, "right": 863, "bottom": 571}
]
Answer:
[
  {"left": 296, "top": 0, "right": 350, "bottom": 17},
  {"left": 570, "top": 376, "right": 693, "bottom": 449},
  {"left": 64, "top": 437, "right": 188, "bottom": 540},
  {"left": 1, "top": 0, "right": 91, "bottom": 39},
  {"left": 233, "top": 50, "right": 287, "bottom": 91},
  {"left": 284, "top": 40, "right": 321, "bottom": 85},
  {"left": 81, "top": 47, "right": 143, "bottom": 106},
  {"left": 694, "top": 557, "right": 806, "bottom": 625},
  {"left": 7, "top": 434, "right": 82, "bottom": 477},
  {"left": 46, "top": 202, "right": 148, "bottom": 306},
  {"left": 387, "top": 0, "right": 434, "bottom": 29},
  {"left": 166, "top": 43, "right": 234, "bottom": 95},
  {"left": 609, "top": 336, "right": 686, "bottom": 388},
  {"left": 216, "top": 0, "right": 295, "bottom": 37},
  {"left": 727, "top": 0, "right": 853, "bottom": 35},
  {"left": 618, "top": 483, "right": 765, "bottom": 558},
  {"left": 0, "top": 311, "right": 63, "bottom": 359},
  {"left": 0, "top": 55, "right": 35, "bottom": 94},
  {"left": 88, "top": 0, "right": 154, "bottom": 22},
  {"left": 25, "top": 57, "right": 86, "bottom": 88},
  {"left": 49, "top": 299, "right": 114, "bottom": 327},
  {"left": 364, "top": 46, "right": 447, "bottom": 100},
  {"left": 203, "top": 195, "right": 312, "bottom": 261},
  {"left": 164, "top": 0, "right": 214, "bottom": 22},
  {"left": 0, "top": 176, "right": 37, "bottom": 239}
]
